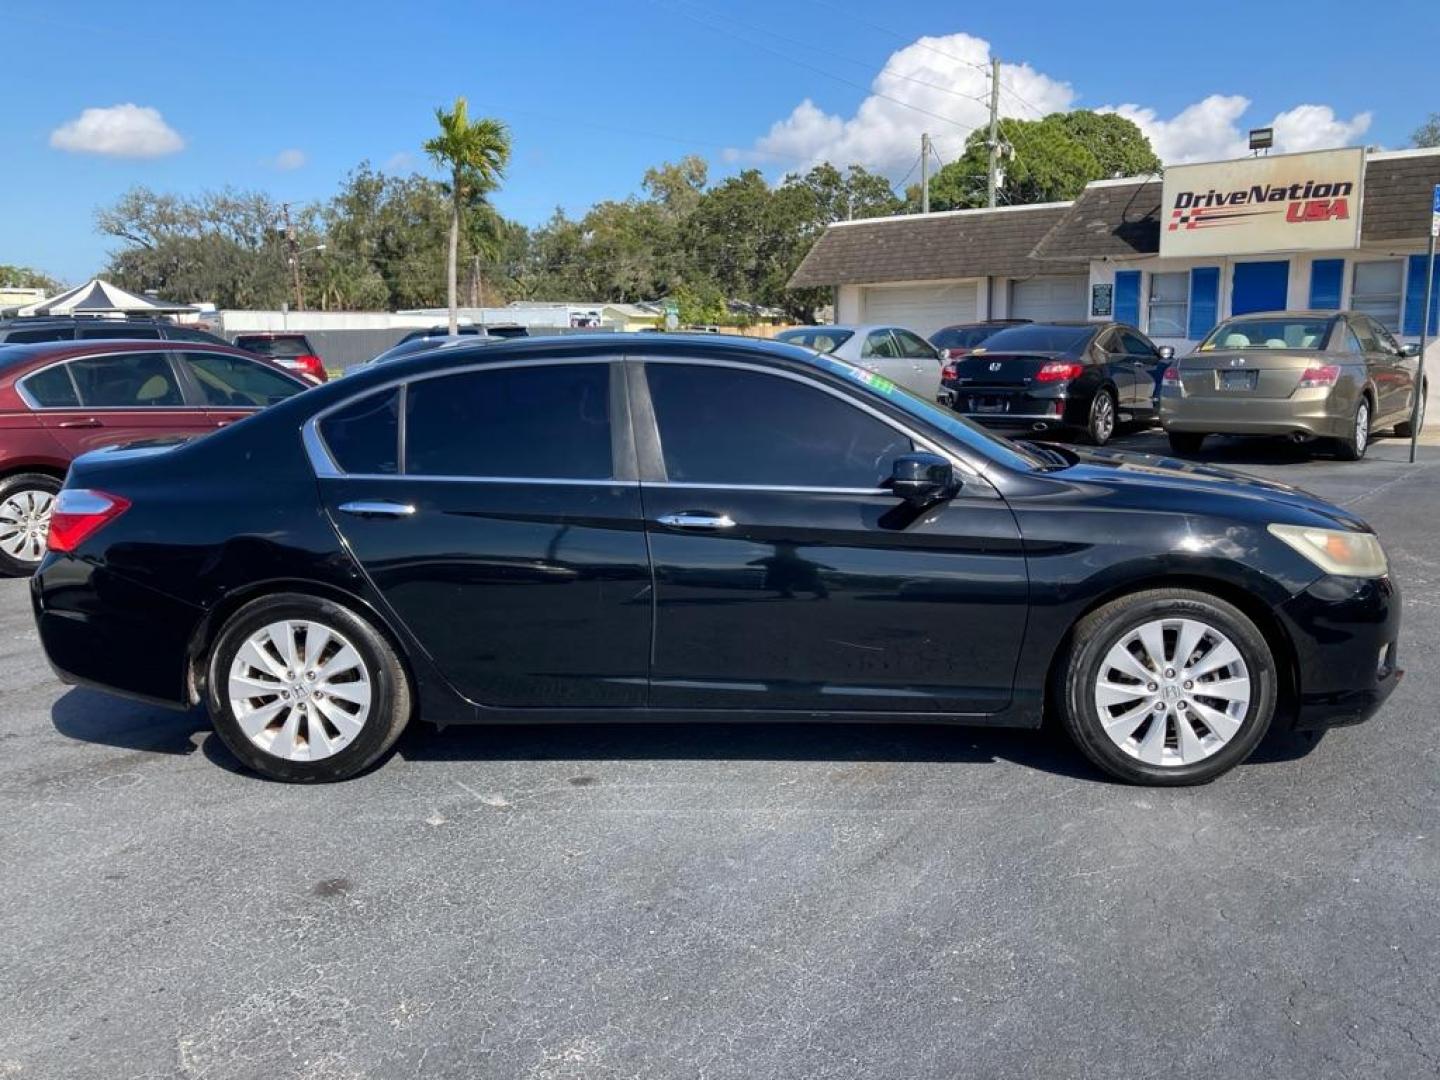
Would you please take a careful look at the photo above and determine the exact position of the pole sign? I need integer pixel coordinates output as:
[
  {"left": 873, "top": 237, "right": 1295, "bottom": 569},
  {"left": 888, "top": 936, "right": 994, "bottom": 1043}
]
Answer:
[
  {"left": 1431, "top": 183, "right": 1440, "bottom": 238},
  {"left": 1160, "top": 147, "right": 1365, "bottom": 257}
]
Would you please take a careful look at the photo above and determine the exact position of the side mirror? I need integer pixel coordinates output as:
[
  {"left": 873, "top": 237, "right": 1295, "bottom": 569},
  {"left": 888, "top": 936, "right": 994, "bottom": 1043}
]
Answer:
[
  {"left": 1157, "top": 345, "right": 1176, "bottom": 361},
  {"left": 891, "top": 452, "right": 958, "bottom": 505},
  {"left": 1401, "top": 343, "right": 1421, "bottom": 358}
]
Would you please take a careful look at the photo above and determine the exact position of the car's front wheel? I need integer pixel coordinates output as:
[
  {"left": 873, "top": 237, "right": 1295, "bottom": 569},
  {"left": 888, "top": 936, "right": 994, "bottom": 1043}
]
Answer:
[
  {"left": 206, "top": 594, "right": 412, "bottom": 782},
  {"left": 0, "top": 473, "right": 61, "bottom": 577},
  {"left": 1059, "top": 588, "right": 1276, "bottom": 785}
]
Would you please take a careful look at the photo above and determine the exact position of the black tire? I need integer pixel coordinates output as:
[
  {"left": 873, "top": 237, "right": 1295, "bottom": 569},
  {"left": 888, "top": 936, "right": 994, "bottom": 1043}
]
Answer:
[
  {"left": 1057, "top": 588, "right": 1277, "bottom": 786},
  {"left": 1084, "top": 388, "right": 1117, "bottom": 446},
  {"left": 1395, "top": 382, "right": 1426, "bottom": 438},
  {"left": 206, "top": 593, "right": 412, "bottom": 782},
  {"left": 1332, "top": 396, "right": 1371, "bottom": 461},
  {"left": 1166, "top": 432, "right": 1206, "bottom": 455},
  {"left": 0, "top": 472, "right": 62, "bottom": 577}
]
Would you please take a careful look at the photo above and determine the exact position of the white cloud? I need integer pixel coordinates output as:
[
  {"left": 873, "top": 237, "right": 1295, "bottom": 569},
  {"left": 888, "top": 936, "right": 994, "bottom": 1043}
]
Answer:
[
  {"left": 272, "top": 148, "right": 307, "bottom": 171},
  {"left": 736, "top": 32, "right": 1074, "bottom": 172},
  {"left": 49, "top": 104, "right": 184, "bottom": 158},
  {"left": 737, "top": 33, "right": 1376, "bottom": 178},
  {"left": 383, "top": 151, "right": 416, "bottom": 173}
]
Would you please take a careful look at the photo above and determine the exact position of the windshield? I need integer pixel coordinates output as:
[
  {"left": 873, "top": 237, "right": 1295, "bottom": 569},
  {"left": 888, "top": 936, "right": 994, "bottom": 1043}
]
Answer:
[
  {"left": 774, "top": 328, "right": 854, "bottom": 354},
  {"left": 804, "top": 351, "right": 1049, "bottom": 472},
  {"left": 1199, "top": 318, "right": 1334, "bottom": 351},
  {"left": 977, "top": 324, "right": 1094, "bottom": 352},
  {"left": 932, "top": 325, "right": 1011, "bottom": 350}
]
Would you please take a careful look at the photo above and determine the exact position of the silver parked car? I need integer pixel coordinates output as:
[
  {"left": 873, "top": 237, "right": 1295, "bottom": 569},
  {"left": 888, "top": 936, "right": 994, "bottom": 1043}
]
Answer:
[
  {"left": 1160, "top": 311, "right": 1424, "bottom": 461},
  {"left": 774, "top": 325, "right": 943, "bottom": 400}
]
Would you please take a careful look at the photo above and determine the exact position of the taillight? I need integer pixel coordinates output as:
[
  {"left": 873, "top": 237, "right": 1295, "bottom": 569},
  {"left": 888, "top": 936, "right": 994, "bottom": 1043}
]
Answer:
[
  {"left": 941, "top": 362, "right": 958, "bottom": 381},
  {"left": 1035, "top": 361, "right": 1084, "bottom": 383},
  {"left": 1298, "top": 364, "right": 1340, "bottom": 388},
  {"left": 295, "top": 354, "right": 327, "bottom": 382},
  {"left": 1163, "top": 366, "right": 1181, "bottom": 385},
  {"left": 46, "top": 489, "right": 130, "bottom": 554}
]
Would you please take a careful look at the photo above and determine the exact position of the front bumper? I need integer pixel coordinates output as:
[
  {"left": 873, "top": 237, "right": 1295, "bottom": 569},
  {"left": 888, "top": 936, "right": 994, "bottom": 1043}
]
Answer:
[{"left": 1277, "top": 574, "right": 1402, "bottom": 730}]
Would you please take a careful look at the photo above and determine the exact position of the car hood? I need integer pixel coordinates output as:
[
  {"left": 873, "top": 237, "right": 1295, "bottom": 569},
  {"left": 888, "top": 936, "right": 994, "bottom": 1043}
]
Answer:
[{"left": 1054, "top": 446, "right": 1370, "bottom": 531}]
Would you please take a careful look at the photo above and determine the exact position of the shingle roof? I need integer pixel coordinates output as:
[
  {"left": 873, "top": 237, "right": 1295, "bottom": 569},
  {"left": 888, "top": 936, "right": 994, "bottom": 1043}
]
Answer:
[
  {"left": 788, "top": 203, "right": 1072, "bottom": 288},
  {"left": 1360, "top": 151, "right": 1440, "bottom": 243},
  {"left": 1029, "top": 181, "right": 1162, "bottom": 261}
]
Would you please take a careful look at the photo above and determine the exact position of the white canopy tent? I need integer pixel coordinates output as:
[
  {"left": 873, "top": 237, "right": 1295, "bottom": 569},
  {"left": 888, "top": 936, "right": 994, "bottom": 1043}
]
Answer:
[{"left": 6, "top": 279, "right": 195, "bottom": 317}]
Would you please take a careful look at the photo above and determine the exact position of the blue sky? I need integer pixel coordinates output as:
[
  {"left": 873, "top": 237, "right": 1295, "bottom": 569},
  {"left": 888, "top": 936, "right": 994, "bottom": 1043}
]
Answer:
[{"left": 4, "top": 0, "right": 1436, "bottom": 284}]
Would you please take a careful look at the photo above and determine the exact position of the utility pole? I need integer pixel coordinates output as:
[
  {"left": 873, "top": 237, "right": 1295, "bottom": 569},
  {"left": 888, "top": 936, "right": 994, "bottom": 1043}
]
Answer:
[
  {"left": 920, "top": 132, "right": 931, "bottom": 214},
  {"left": 986, "top": 57, "right": 1001, "bottom": 209},
  {"left": 282, "top": 202, "right": 305, "bottom": 312}
]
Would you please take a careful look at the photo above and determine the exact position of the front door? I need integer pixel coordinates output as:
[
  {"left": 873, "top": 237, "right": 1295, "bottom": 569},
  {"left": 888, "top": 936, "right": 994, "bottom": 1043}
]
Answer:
[
  {"left": 1231, "top": 261, "right": 1290, "bottom": 317},
  {"left": 1115, "top": 327, "right": 1165, "bottom": 411},
  {"left": 1095, "top": 328, "right": 1140, "bottom": 407},
  {"left": 314, "top": 359, "right": 651, "bottom": 708},
  {"left": 32, "top": 350, "right": 214, "bottom": 456},
  {"left": 858, "top": 329, "right": 916, "bottom": 389},
  {"left": 633, "top": 358, "right": 1029, "bottom": 715}
]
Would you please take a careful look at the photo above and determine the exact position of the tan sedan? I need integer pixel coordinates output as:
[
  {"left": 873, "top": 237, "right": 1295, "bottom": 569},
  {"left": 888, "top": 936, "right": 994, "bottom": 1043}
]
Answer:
[{"left": 1160, "top": 311, "right": 1424, "bottom": 460}]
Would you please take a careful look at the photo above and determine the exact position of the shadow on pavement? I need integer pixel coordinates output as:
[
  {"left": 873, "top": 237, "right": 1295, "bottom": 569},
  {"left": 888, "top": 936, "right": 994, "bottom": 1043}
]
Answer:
[{"left": 49, "top": 687, "right": 206, "bottom": 756}]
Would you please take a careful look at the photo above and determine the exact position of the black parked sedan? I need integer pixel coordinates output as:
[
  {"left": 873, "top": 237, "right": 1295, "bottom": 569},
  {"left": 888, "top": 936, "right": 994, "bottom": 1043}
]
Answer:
[
  {"left": 32, "top": 335, "right": 1399, "bottom": 786},
  {"left": 940, "top": 321, "right": 1174, "bottom": 445}
]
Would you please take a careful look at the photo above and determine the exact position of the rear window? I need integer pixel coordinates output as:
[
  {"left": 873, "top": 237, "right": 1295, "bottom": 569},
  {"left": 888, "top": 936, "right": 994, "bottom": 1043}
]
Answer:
[
  {"left": 1200, "top": 319, "right": 1333, "bottom": 351},
  {"left": 931, "top": 326, "right": 1009, "bottom": 350},
  {"left": 236, "top": 335, "right": 311, "bottom": 358},
  {"left": 976, "top": 325, "right": 1093, "bottom": 352},
  {"left": 774, "top": 329, "right": 854, "bottom": 354}
]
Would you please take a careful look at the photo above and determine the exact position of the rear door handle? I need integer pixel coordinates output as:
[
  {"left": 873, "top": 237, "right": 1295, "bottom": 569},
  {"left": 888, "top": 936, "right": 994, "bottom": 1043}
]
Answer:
[
  {"left": 57, "top": 418, "right": 102, "bottom": 429},
  {"left": 338, "top": 500, "right": 416, "bottom": 518},
  {"left": 657, "top": 512, "right": 735, "bottom": 530}
]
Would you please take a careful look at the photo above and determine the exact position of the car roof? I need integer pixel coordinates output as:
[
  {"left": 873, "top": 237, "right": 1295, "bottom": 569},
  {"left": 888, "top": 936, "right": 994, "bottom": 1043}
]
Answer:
[{"left": 0, "top": 337, "right": 268, "bottom": 372}]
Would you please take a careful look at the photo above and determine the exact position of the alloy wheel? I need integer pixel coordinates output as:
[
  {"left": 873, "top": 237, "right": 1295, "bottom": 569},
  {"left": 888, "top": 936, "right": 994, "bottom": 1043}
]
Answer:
[
  {"left": 0, "top": 488, "right": 55, "bottom": 563},
  {"left": 1091, "top": 392, "right": 1115, "bottom": 443},
  {"left": 1356, "top": 401, "right": 1370, "bottom": 455},
  {"left": 227, "top": 619, "right": 373, "bottom": 762},
  {"left": 1092, "top": 616, "right": 1252, "bottom": 767}
]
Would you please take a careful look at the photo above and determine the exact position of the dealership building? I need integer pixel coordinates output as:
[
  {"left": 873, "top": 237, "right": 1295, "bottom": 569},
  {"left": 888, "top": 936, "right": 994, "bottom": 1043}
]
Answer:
[{"left": 790, "top": 146, "right": 1440, "bottom": 361}]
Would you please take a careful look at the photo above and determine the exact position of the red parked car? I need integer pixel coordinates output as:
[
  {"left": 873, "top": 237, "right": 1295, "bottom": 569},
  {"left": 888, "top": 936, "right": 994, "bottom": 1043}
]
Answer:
[{"left": 0, "top": 339, "right": 308, "bottom": 575}]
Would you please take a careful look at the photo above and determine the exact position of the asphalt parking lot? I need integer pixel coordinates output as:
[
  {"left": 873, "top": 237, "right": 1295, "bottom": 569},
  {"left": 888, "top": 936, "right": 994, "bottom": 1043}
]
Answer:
[{"left": 3, "top": 430, "right": 1438, "bottom": 1080}]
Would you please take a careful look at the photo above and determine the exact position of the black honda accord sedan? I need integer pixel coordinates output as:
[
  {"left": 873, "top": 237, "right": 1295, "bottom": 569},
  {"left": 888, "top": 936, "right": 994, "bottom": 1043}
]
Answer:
[
  {"left": 939, "top": 321, "right": 1174, "bottom": 445},
  {"left": 31, "top": 334, "right": 1400, "bottom": 785}
]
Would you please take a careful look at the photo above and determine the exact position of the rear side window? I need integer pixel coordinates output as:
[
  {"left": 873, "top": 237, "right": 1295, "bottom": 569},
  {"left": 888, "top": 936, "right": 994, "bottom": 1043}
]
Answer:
[
  {"left": 319, "top": 389, "right": 400, "bottom": 474},
  {"left": 645, "top": 364, "right": 911, "bottom": 488},
  {"left": 4, "top": 327, "right": 72, "bottom": 344},
  {"left": 404, "top": 364, "right": 612, "bottom": 479},
  {"left": 66, "top": 352, "right": 185, "bottom": 407},
  {"left": 181, "top": 352, "right": 304, "bottom": 407},
  {"left": 20, "top": 364, "right": 81, "bottom": 407}
]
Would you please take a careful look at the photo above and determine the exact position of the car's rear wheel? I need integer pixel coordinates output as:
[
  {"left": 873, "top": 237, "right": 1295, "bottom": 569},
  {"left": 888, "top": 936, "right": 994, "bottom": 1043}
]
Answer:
[
  {"left": 1166, "top": 432, "right": 1206, "bottom": 455},
  {"left": 206, "top": 594, "right": 412, "bottom": 782},
  {"left": 0, "top": 473, "right": 61, "bottom": 577},
  {"left": 1085, "top": 388, "right": 1117, "bottom": 446},
  {"left": 1333, "top": 397, "right": 1371, "bottom": 461},
  {"left": 1058, "top": 588, "right": 1276, "bottom": 785}
]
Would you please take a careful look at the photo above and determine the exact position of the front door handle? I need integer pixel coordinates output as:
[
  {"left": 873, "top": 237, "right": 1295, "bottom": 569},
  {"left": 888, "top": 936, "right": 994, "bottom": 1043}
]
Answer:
[
  {"left": 657, "top": 512, "right": 736, "bottom": 530},
  {"left": 338, "top": 500, "right": 416, "bottom": 518},
  {"left": 57, "top": 418, "right": 102, "bottom": 429}
]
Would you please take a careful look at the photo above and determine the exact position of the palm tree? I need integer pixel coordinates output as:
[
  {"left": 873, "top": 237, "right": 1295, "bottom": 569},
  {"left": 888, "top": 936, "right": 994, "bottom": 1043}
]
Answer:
[{"left": 423, "top": 97, "right": 511, "bottom": 333}]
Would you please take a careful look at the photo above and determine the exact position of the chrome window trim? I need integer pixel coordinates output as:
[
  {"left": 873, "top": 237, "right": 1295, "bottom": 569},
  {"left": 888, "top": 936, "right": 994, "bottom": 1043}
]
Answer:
[
  {"left": 300, "top": 351, "right": 975, "bottom": 483},
  {"left": 15, "top": 352, "right": 193, "bottom": 411}
]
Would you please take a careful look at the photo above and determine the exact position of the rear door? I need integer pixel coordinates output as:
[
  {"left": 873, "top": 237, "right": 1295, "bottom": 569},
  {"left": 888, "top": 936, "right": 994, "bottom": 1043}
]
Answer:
[
  {"left": 312, "top": 357, "right": 651, "bottom": 708},
  {"left": 634, "top": 357, "right": 1028, "bottom": 715},
  {"left": 30, "top": 350, "right": 214, "bottom": 457}
]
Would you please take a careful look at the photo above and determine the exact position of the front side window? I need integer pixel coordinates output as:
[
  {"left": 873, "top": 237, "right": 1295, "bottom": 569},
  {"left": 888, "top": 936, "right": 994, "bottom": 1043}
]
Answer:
[
  {"left": 894, "top": 329, "right": 937, "bottom": 359},
  {"left": 645, "top": 364, "right": 912, "bottom": 488},
  {"left": 1351, "top": 261, "right": 1404, "bottom": 331},
  {"left": 862, "top": 331, "right": 900, "bottom": 359},
  {"left": 405, "top": 363, "right": 611, "bottom": 479},
  {"left": 182, "top": 352, "right": 305, "bottom": 407},
  {"left": 65, "top": 352, "right": 185, "bottom": 407},
  {"left": 1119, "top": 330, "right": 1157, "bottom": 357},
  {"left": 19, "top": 364, "right": 80, "bottom": 407},
  {"left": 1147, "top": 272, "right": 1189, "bottom": 338},
  {"left": 319, "top": 389, "right": 399, "bottom": 474},
  {"left": 1349, "top": 317, "right": 1381, "bottom": 353}
]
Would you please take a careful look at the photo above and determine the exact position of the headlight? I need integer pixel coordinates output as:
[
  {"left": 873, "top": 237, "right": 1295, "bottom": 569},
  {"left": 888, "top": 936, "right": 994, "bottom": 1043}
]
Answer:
[{"left": 1267, "top": 523, "right": 1388, "bottom": 577}]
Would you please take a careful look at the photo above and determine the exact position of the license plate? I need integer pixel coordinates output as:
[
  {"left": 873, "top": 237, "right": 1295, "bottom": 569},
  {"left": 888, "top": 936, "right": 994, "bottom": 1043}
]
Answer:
[
  {"left": 1219, "top": 370, "right": 1257, "bottom": 391},
  {"left": 973, "top": 397, "right": 1006, "bottom": 414}
]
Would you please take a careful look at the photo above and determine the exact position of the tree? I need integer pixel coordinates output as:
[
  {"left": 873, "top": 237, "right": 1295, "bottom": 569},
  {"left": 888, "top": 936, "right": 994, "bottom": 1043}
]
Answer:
[
  {"left": 1414, "top": 113, "right": 1440, "bottom": 149},
  {"left": 423, "top": 97, "right": 511, "bottom": 333},
  {"left": 911, "top": 110, "right": 1160, "bottom": 212},
  {"left": 0, "top": 265, "right": 61, "bottom": 292}
]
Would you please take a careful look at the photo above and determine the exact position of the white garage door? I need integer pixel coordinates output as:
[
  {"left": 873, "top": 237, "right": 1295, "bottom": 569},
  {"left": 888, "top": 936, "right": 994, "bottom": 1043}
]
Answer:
[
  {"left": 1010, "top": 276, "right": 1087, "bottom": 321},
  {"left": 860, "top": 282, "right": 977, "bottom": 338}
]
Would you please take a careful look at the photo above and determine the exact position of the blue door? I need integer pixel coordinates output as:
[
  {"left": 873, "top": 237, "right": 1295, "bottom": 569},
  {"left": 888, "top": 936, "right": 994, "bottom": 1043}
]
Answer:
[{"left": 1231, "top": 261, "right": 1290, "bottom": 316}]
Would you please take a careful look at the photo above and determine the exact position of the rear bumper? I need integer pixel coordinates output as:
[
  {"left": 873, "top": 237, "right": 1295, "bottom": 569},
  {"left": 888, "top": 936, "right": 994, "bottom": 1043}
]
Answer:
[
  {"left": 31, "top": 555, "right": 201, "bottom": 709},
  {"left": 1277, "top": 574, "right": 1402, "bottom": 730},
  {"left": 1160, "top": 389, "right": 1347, "bottom": 438},
  {"left": 941, "top": 385, "right": 1080, "bottom": 429}
]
